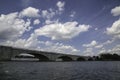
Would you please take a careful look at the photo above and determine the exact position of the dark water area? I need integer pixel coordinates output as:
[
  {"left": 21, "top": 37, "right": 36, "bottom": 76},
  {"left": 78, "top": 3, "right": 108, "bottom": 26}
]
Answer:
[{"left": 0, "top": 61, "right": 120, "bottom": 80}]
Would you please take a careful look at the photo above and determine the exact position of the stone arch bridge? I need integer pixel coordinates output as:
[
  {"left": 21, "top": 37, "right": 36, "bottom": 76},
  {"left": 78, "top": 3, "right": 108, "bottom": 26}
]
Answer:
[{"left": 0, "top": 46, "right": 87, "bottom": 61}]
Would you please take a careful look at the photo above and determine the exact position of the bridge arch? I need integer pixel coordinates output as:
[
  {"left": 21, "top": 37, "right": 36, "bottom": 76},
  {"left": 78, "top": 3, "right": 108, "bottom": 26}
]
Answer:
[
  {"left": 15, "top": 53, "right": 35, "bottom": 58},
  {"left": 14, "top": 53, "right": 49, "bottom": 61},
  {"left": 28, "top": 53, "right": 50, "bottom": 61},
  {"left": 13, "top": 53, "right": 39, "bottom": 61},
  {"left": 77, "top": 57, "right": 85, "bottom": 61},
  {"left": 57, "top": 56, "right": 73, "bottom": 61}
]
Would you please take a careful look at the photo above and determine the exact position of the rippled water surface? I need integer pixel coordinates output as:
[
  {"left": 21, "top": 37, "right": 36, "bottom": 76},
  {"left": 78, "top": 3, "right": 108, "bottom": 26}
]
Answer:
[{"left": 0, "top": 61, "right": 120, "bottom": 80}]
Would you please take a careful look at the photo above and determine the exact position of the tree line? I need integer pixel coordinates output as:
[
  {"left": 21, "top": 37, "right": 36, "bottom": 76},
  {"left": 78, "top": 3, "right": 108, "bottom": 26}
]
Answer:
[
  {"left": 77, "top": 53, "right": 120, "bottom": 61},
  {"left": 97, "top": 53, "right": 120, "bottom": 61}
]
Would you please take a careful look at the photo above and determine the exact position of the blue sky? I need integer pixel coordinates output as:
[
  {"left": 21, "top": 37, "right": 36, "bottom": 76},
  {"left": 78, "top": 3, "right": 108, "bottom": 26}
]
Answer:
[{"left": 0, "top": 0, "right": 120, "bottom": 56}]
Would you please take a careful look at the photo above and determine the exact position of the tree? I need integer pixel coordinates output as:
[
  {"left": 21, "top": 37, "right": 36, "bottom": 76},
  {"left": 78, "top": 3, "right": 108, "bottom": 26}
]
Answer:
[{"left": 99, "top": 53, "right": 120, "bottom": 61}]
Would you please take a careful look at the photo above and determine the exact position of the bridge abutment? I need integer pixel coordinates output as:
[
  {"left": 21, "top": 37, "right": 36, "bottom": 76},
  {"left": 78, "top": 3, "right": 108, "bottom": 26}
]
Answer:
[{"left": 0, "top": 46, "right": 13, "bottom": 61}]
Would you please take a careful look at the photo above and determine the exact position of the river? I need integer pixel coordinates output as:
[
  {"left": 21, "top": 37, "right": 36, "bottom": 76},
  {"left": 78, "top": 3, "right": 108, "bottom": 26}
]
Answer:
[{"left": 0, "top": 61, "right": 120, "bottom": 80}]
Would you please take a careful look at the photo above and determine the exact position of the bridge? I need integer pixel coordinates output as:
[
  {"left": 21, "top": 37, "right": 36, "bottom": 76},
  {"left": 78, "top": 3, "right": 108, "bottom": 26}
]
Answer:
[{"left": 0, "top": 45, "right": 88, "bottom": 61}]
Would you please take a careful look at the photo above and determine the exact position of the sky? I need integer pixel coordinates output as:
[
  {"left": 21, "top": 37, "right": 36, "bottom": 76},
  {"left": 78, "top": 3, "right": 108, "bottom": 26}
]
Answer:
[{"left": 0, "top": 0, "right": 120, "bottom": 56}]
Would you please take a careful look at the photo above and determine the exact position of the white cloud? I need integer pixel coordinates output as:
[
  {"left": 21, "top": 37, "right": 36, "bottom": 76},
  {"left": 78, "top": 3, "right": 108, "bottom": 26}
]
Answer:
[
  {"left": 56, "top": 1, "right": 65, "bottom": 11},
  {"left": 0, "top": 12, "right": 31, "bottom": 40},
  {"left": 109, "top": 45, "right": 120, "bottom": 55},
  {"left": 33, "top": 19, "right": 40, "bottom": 25},
  {"left": 83, "top": 40, "right": 104, "bottom": 55},
  {"left": 95, "top": 5, "right": 120, "bottom": 55},
  {"left": 98, "top": 48, "right": 107, "bottom": 54},
  {"left": 41, "top": 9, "right": 55, "bottom": 19},
  {"left": 83, "top": 48, "right": 94, "bottom": 56},
  {"left": 111, "top": 5, "right": 120, "bottom": 16},
  {"left": 102, "top": 39, "right": 115, "bottom": 45},
  {"left": 40, "top": 41, "right": 80, "bottom": 54},
  {"left": 100, "top": 45, "right": 120, "bottom": 55},
  {"left": 35, "top": 21, "right": 90, "bottom": 40},
  {"left": 2, "top": 34, "right": 80, "bottom": 54},
  {"left": 42, "top": 10, "right": 48, "bottom": 18},
  {"left": 81, "top": 38, "right": 116, "bottom": 56},
  {"left": 83, "top": 40, "right": 97, "bottom": 47},
  {"left": 0, "top": 3, "right": 94, "bottom": 56},
  {"left": 95, "top": 44, "right": 103, "bottom": 49},
  {"left": 45, "top": 19, "right": 54, "bottom": 24},
  {"left": 24, "top": 33, "right": 40, "bottom": 48},
  {"left": 4, "top": 39, "right": 26, "bottom": 48},
  {"left": 45, "top": 19, "right": 59, "bottom": 24},
  {"left": 98, "top": 45, "right": 120, "bottom": 55},
  {"left": 95, "top": 28, "right": 98, "bottom": 30},
  {"left": 20, "top": 7, "right": 40, "bottom": 17},
  {"left": 70, "top": 11, "right": 76, "bottom": 18},
  {"left": 106, "top": 19, "right": 120, "bottom": 39},
  {"left": 2, "top": 33, "right": 41, "bottom": 49}
]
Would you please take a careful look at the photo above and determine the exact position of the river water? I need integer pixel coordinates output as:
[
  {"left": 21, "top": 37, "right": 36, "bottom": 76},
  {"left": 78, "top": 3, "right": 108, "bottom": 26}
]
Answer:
[{"left": 0, "top": 61, "right": 120, "bottom": 80}]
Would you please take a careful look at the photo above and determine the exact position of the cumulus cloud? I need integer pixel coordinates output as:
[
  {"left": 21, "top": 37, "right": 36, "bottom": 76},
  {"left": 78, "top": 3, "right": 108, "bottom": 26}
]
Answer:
[
  {"left": 2, "top": 33, "right": 42, "bottom": 49},
  {"left": 20, "top": 7, "right": 40, "bottom": 17},
  {"left": 103, "top": 39, "right": 114, "bottom": 45},
  {"left": 56, "top": 1, "right": 65, "bottom": 11},
  {"left": 45, "top": 19, "right": 58, "bottom": 24},
  {"left": 33, "top": 19, "right": 40, "bottom": 25},
  {"left": 83, "top": 40, "right": 98, "bottom": 47},
  {"left": 106, "top": 19, "right": 120, "bottom": 39},
  {"left": 83, "top": 48, "right": 94, "bottom": 56},
  {"left": 95, "top": 44, "right": 103, "bottom": 49},
  {"left": 95, "top": 5, "right": 120, "bottom": 56},
  {"left": 99, "top": 45, "right": 120, "bottom": 54},
  {"left": 3, "top": 39, "right": 26, "bottom": 48},
  {"left": 82, "top": 40, "right": 104, "bottom": 55},
  {"left": 111, "top": 5, "right": 120, "bottom": 16},
  {"left": 2, "top": 35, "right": 80, "bottom": 54},
  {"left": 83, "top": 40, "right": 104, "bottom": 50},
  {"left": 41, "top": 9, "right": 55, "bottom": 19},
  {"left": 98, "top": 48, "right": 107, "bottom": 54},
  {"left": 24, "top": 33, "right": 40, "bottom": 48},
  {"left": 39, "top": 41, "right": 80, "bottom": 54},
  {"left": 95, "top": 28, "right": 98, "bottom": 31},
  {"left": 35, "top": 21, "right": 90, "bottom": 40},
  {"left": 0, "top": 12, "right": 31, "bottom": 40},
  {"left": 70, "top": 11, "right": 76, "bottom": 18},
  {"left": 109, "top": 45, "right": 120, "bottom": 55},
  {"left": 0, "top": 3, "right": 91, "bottom": 55},
  {"left": 97, "top": 44, "right": 120, "bottom": 55}
]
